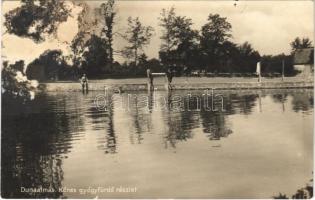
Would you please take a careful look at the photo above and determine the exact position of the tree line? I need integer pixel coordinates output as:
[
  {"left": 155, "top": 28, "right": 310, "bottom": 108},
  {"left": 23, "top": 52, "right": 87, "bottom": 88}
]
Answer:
[{"left": 3, "top": 0, "right": 314, "bottom": 81}]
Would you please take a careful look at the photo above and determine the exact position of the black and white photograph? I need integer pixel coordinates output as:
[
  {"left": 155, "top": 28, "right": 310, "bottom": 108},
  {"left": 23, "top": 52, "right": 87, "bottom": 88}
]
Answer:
[{"left": 1, "top": 0, "right": 314, "bottom": 198}]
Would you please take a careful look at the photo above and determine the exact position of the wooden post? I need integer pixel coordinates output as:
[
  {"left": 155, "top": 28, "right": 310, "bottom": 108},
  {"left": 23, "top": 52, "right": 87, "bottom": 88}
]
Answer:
[
  {"left": 150, "top": 73, "right": 167, "bottom": 91},
  {"left": 147, "top": 79, "right": 153, "bottom": 92},
  {"left": 282, "top": 59, "right": 285, "bottom": 81},
  {"left": 147, "top": 69, "right": 153, "bottom": 92},
  {"left": 164, "top": 75, "right": 169, "bottom": 90},
  {"left": 258, "top": 92, "right": 262, "bottom": 112}
]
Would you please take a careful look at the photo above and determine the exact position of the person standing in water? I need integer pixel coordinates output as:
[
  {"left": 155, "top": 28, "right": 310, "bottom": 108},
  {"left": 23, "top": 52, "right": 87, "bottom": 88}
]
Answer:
[
  {"left": 166, "top": 67, "right": 174, "bottom": 90},
  {"left": 80, "top": 74, "right": 88, "bottom": 92}
]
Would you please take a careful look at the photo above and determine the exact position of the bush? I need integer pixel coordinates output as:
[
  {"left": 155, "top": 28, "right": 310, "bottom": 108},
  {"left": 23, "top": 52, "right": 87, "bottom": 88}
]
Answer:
[{"left": 2, "top": 61, "right": 38, "bottom": 103}]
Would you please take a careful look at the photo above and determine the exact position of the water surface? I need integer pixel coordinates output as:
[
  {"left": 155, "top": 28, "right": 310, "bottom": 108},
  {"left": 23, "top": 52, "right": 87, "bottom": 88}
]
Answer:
[{"left": 2, "top": 89, "right": 313, "bottom": 198}]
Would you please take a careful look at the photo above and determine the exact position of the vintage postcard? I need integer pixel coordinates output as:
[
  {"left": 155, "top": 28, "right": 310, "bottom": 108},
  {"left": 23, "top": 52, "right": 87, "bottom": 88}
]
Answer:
[{"left": 1, "top": 0, "right": 314, "bottom": 199}]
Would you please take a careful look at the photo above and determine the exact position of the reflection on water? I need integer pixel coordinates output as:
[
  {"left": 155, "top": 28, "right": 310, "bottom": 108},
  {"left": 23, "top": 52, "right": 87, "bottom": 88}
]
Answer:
[{"left": 1, "top": 89, "right": 313, "bottom": 198}]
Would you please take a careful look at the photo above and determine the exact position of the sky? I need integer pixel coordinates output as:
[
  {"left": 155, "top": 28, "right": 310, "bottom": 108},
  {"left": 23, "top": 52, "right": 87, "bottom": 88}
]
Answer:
[
  {"left": 1, "top": 0, "right": 314, "bottom": 64},
  {"left": 107, "top": 0, "right": 314, "bottom": 60}
]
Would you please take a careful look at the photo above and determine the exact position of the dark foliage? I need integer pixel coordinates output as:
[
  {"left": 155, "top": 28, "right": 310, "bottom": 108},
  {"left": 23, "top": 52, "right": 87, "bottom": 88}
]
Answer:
[
  {"left": 290, "top": 37, "right": 313, "bottom": 52},
  {"left": 81, "top": 35, "right": 110, "bottom": 77},
  {"left": 4, "top": 0, "right": 70, "bottom": 42},
  {"left": 122, "top": 17, "right": 154, "bottom": 65},
  {"left": 158, "top": 9, "right": 263, "bottom": 75},
  {"left": 2, "top": 61, "right": 36, "bottom": 102},
  {"left": 26, "top": 50, "right": 78, "bottom": 81},
  {"left": 273, "top": 177, "right": 313, "bottom": 199},
  {"left": 261, "top": 54, "right": 296, "bottom": 76},
  {"left": 100, "top": 0, "right": 116, "bottom": 64}
]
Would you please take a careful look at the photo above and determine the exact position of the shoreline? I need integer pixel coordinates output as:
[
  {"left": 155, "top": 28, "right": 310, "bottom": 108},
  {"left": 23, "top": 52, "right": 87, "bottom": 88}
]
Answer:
[{"left": 40, "top": 79, "right": 314, "bottom": 92}]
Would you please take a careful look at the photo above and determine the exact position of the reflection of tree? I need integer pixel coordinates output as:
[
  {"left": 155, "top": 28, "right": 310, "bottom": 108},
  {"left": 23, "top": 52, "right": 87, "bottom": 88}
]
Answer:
[
  {"left": 1, "top": 94, "right": 81, "bottom": 198},
  {"left": 200, "top": 111, "right": 232, "bottom": 140},
  {"left": 105, "top": 100, "right": 117, "bottom": 154},
  {"left": 198, "top": 94, "right": 233, "bottom": 140},
  {"left": 270, "top": 90, "right": 314, "bottom": 113},
  {"left": 234, "top": 94, "right": 258, "bottom": 115},
  {"left": 163, "top": 93, "right": 199, "bottom": 149},
  {"left": 87, "top": 95, "right": 117, "bottom": 154},
  {"left": 272, "top": 93, "right": 288, "bottom": 112},
  {"left": 161, "top": 91, "right": 238, "bottom": 148},
  {"left": 200, "top": 93, "right": 260, "bottom": 140},
  {"left": 272, "top": 93, "right": 288, "bottom": 104},
  {"left": 127, "top": 94, "right": 153, "bottom": 145},
  {"left": 291, "top": 92, "right": 314, "bottom": 112},
  {"left": 165, "top": 110, "right": 198, "bottom": 148}
]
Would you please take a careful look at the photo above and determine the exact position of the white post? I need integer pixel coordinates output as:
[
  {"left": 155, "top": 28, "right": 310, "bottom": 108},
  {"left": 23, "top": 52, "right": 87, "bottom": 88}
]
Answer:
[
  {"left": 256, "top": 61, "right": 262, "bottom": 83},
  {"left": 147, "top": 69, "right": 153, "bottom": 92}
]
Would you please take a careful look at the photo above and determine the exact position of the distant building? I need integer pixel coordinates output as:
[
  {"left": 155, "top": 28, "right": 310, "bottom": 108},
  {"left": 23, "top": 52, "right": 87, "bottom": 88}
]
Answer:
[{"left": 293, "top": 48, "right": 314, "bottom": 78}]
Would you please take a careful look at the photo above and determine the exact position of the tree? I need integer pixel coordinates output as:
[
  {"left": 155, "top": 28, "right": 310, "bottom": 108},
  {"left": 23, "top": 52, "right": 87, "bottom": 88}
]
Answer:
[
  {"left": 100, "top": 0, "right": 116, "bottom": 64},
  {"left": 201, "top": 14, "right": 232, "bottom": 44},
  {"left": 146, "top": 58, "right": 163, "bottom": 72},
  {"left": 200, "top": 14, "right": 232, "bottom": 71},
  {"left": 69, "top": 1, "right": 115, "bottom": 75},
  {"left": 4, "top": 0, "right": 70, "bottom": 42},
  {"left": 158, "top": 7, "right": 199, "bottom": 71},
  {"left": 172, "top": 16, "right": 199, "bottom": 70},
  {"left": 236, "top": 42, "right": 261, "bottom": 72},
  {"left": 159, "top": 7, "right": 198, "bottom": 53},
  {"left": 159, "top": 7, "right": 177, "bottom": 53},
  {"left": 2, "top": 61, "right": 37, "bottom": 102},
  {"left": 122, "top": 17, "right": 154, "bottom": 66},
  {"left": 70, "top": 33, "right": 110, "bottom": 78},
  {"left": 138, "top": 53, "right": 148, "bottom": 67},
  {"left": 216, "top": 41, "right": 239, "bottom": 72},
  {"left": 81, "top": 35, "right": 109, "bottom": 77},
  {"left": 70, "top": 31, "right": 87, "bottom": 69},
  {"left": 2, "top": 0, "right": 72, "bottom": 102},
  {"left": 261, "top": 54, "right": 295, "bottom": 76},
  {"left": 290, "top": 37, "right": 313, "bottom": 51},
  {"left": 238, "top": 42, "right": 255, "bottom": 56},
  {"left": 26, "top": 50, "right": 76, "bottom": 81}
]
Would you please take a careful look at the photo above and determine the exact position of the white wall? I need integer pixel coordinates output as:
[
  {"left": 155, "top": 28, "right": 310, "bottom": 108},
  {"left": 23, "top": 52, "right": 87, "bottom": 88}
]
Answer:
[{"left": 294, "top": 64, "right": 313, "bottom": 78}]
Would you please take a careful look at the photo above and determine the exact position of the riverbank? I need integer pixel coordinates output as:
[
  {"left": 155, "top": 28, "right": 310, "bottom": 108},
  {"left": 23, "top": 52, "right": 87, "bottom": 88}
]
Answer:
[{"left": 40, "top": 77, "right": 314, "bottom": 92}]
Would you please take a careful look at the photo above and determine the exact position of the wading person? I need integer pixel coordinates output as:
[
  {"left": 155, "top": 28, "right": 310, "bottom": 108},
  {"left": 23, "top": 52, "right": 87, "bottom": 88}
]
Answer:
[
  {"left": 166, "top": 67, "right": 174, "bottom": 90},
  {"left": 80, "top": 74, "right": 88, "bottom": 92}
]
